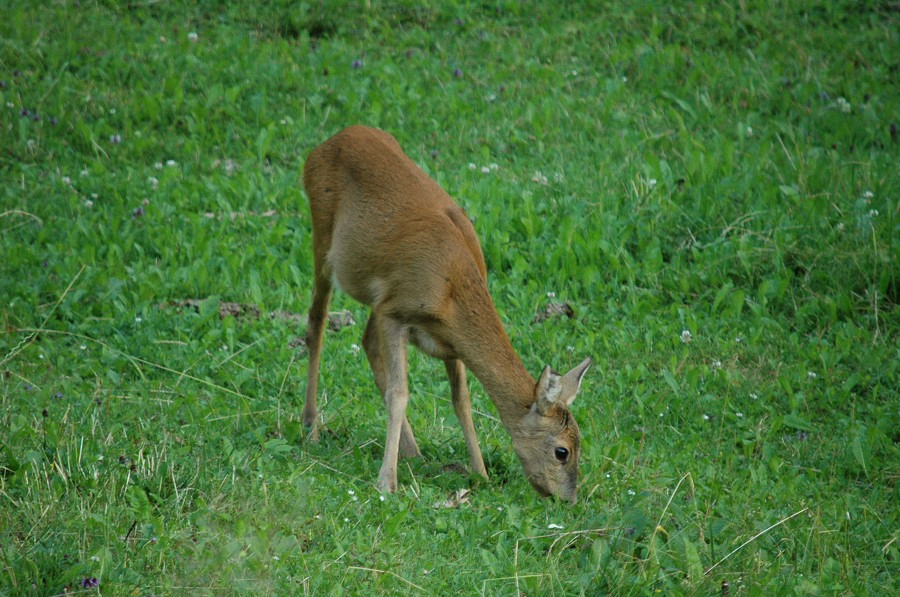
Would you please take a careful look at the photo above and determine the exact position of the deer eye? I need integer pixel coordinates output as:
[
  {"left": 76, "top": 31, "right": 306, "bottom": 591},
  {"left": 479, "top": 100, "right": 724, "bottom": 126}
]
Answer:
[{"left": 554, "top": 447, "right": 569, "bottom": 462}]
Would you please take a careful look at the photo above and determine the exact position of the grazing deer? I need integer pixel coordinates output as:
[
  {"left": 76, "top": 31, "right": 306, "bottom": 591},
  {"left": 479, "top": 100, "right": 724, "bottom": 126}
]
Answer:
[{"left": 301, "top": 125, "right": 590, "bottom": 502}]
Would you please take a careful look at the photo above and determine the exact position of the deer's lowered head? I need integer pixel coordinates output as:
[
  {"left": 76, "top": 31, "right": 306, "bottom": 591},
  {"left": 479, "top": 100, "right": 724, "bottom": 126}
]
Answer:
[{"left": 507, "top": 359, "right": 590, "bottom": 503}]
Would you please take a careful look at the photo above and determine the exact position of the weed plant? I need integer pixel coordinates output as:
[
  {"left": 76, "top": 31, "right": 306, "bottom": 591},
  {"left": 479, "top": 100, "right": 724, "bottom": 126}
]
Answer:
[{"left": 1, "top": 1, "right": 898, "bottom": 595}]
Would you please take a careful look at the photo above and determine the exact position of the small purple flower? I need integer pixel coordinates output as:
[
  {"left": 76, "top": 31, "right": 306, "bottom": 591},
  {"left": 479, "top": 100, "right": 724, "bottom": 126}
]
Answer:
[
  {"left": 452, "top": 67, "right": 462, "bottom": 78},
  {"left": 453, "top": 17, "right": 463, "bottom": 26},
  {"left": 80, "top": 577, "right": 99, "bottom": 588},
  {"left": 54, "top": 392, "right": 63, "bottom": 398},
  {"left": 42, "top": 260, "right": 48, "bottom": 267},
  {"left": 131, "top": 206, "right": 145, "bottom": 218},
  {"left": 32, "top": 112, "right": 40, "bottom": 121},
  {"left": 430, "top": 149, "right": 439, "bottom": 158},
  {"left": 49, "top": 116, "right": 58, "bottom": 125},
  {"left": 12, "top": 69, "right": 21, "bottom": 77},
  {"left": 404, "top": 49, "right": 413, "bottom": 58},
  {"left": 19, "top": 107, "right": 28, "bottom": 116},
  {"left": 351, "top": 59, "right": 362, "bottom": 68},
  {"left": 0, "top": 80, "right": 6, "bottom": 88}
]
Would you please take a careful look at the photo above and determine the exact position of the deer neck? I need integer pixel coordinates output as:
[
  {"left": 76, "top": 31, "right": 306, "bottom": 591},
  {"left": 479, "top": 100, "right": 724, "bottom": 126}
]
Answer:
[{"left": 445, "top": 295, "right": 535, "bottom": 431}]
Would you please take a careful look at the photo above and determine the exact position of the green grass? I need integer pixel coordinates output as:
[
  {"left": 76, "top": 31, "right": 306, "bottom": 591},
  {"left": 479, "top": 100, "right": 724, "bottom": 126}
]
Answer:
[{"left": 1, "top": 1, "right": 898, "bottom": 594}]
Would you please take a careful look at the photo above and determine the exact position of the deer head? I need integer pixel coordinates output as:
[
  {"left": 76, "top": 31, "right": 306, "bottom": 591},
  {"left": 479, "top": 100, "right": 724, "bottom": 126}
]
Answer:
[{"left": 511, "top": 359, "right": 590, "bottom": 503}]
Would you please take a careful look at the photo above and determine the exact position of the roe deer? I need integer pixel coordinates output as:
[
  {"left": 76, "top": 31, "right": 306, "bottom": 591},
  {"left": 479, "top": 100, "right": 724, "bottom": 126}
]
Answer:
[{"left": 301, "top": 125, "right": 590, "bottom": 502}]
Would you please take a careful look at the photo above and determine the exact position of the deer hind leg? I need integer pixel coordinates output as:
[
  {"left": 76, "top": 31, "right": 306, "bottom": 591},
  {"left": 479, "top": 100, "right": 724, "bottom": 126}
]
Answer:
[
  {"left": 301, "top": 257, "right": 333, "bottom": 441},
  {"left": 363, "top": 313, "right": 421, "bottom": 458},
  {"left": 444, "top": 359, "right": 488, "bottom": 479},
  {"left": 373, "top": 315, "right": 411, "bottom": 492}
]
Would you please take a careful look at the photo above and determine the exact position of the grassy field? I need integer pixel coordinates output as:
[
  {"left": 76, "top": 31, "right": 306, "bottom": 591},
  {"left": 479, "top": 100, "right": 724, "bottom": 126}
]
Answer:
[{"left": 2, "top": 1, "right": 899, "bottom": 594}]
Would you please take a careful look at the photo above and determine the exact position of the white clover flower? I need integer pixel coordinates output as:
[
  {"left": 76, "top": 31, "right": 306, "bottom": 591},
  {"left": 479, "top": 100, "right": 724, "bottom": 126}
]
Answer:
[
  {"left": 836, "top": 222, "right": 845, "bottom": 232},
  {"left": 750, "top": 393, "right": 758, "bottom": 400},
  {"left": 837, "top": 97, "right": 851, "bottom": 113},
  {"left": 154, "top": 162, "right": 163, "bottom": 170},
  {"left": 188, "top": 32, "right": 199, "bottom": 42},
  {"left": 61, "top": 176, "right": 71, "bottom": 185},
  {"left": 166, "top": 159, "right": 177, "bottom": 167},
  {"left": 869, "top": 209, "right": 879, "bottom": 217},
  {"left": 489, "top": 162, "right": 498, "bottom": 171},
  {"left": 627, "top": 489, "right": 635, "bottom": 496},
  {"left": 736, "top": 412, "right": 744, "bottom": 418},
  {"left": 468, "top": 162, "right": 476, "bottom": 170},
  {"left": 531, "top": 170, "right": 548, "bottom": 185},
  {"left": 148, "top": 176, "right": 159, "bottom": 189},
  {"left": 862, "top": 190, "right": 874, "bottom": 199},
  {"left": 480, "top": 165, "right": 490, "bottom": 174},
  {"left": 702, "top": 414, "right": 710, "bottom": 421},
  {"left": 379, "top": 495, "right": 385, "bottom": 501},
  {"left": 712, "top": 360, "right": 722, "bottom": 368},
  {"left": 746, "top": 126, "right": 753, "bottom": 136},
  {"left": 546, "top": 291, "right": 556, "bottom": 298},
  {"left": 80, "top": 169, "right": 89, "bottom": 177},
  {"left": 808, "top": 371, "right": 817, "bottom": 379},
  {"left": 646, "top": 178, "right": 657, "bottom": 188},
  {"left": 548, "top": 523, "right": 564, "bottom": 529},
  {"left": 135, "top": 316, "right": 142, "bottom": 323},
  {"left": 680, "top": 329, "right": 692, "bottom": 343}
]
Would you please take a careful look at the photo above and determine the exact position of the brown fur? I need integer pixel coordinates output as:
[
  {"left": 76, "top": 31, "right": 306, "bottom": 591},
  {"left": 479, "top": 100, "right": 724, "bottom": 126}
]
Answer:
[{"left": 301, "top": 125, "right": 590, "bottom": 502}]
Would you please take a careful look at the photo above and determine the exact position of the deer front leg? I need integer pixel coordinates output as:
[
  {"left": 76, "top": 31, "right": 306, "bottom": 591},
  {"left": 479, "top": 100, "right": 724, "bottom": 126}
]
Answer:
[
  {"left": 445, "top": 358, "right": 488, "bottom": 479},
  {"left": 363, "top": 313, "right": 421, "bottom": 458},
  {"left": 375, "top": 317, "right": 411, "bottom": 493}
]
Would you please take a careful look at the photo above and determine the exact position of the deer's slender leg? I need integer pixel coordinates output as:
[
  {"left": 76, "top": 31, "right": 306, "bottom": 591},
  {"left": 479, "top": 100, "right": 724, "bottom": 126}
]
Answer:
[
  {"left": 445, "top": 358, "right": 488, "bottom": 479},
  {"left": 363, "top": 313, "right": 420, "bottom": 458}
]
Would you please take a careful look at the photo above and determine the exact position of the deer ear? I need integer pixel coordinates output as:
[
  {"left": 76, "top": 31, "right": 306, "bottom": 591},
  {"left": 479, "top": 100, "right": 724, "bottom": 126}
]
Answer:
[
  {"left": 558, "top": 357, "right": 591, "bottom": 407},
  {"left": 534, "top": 365, "right": 563, "bottom": 413}
]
